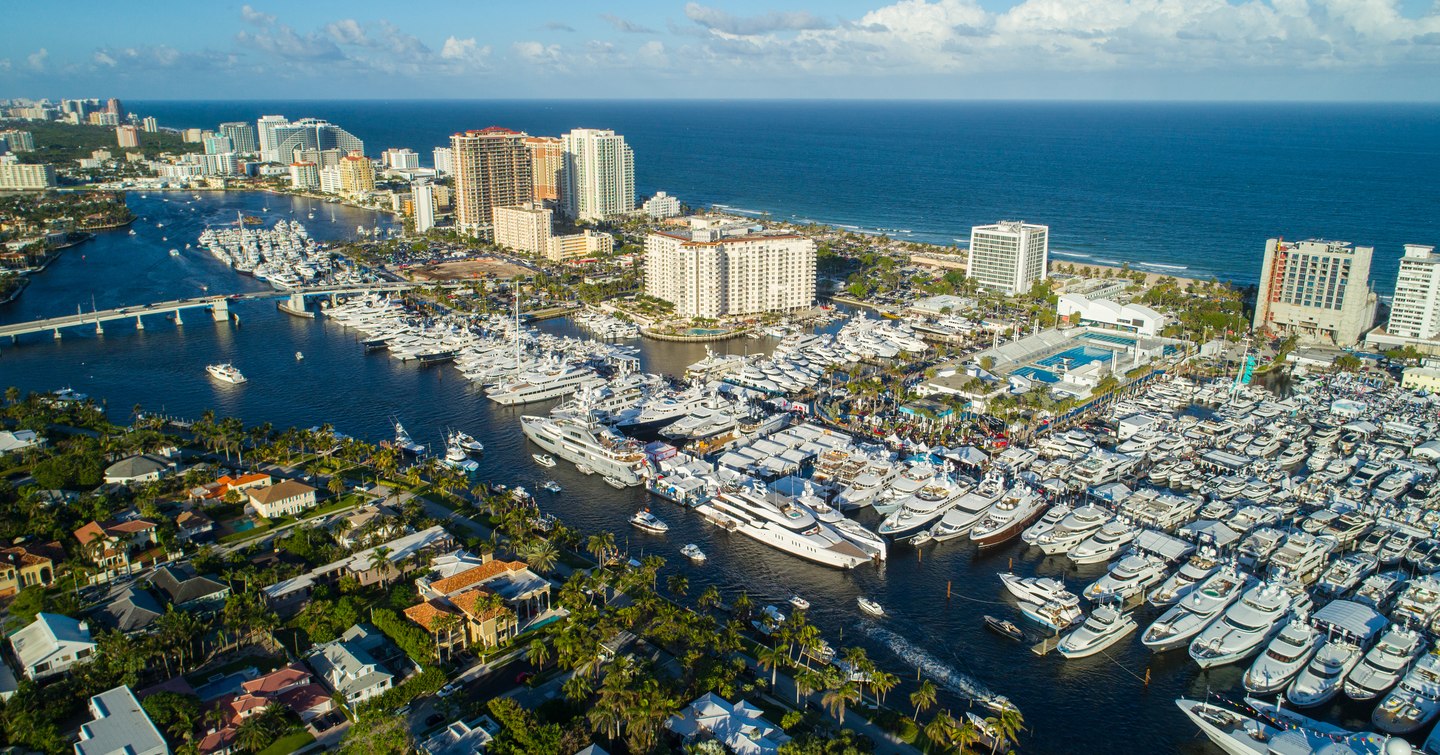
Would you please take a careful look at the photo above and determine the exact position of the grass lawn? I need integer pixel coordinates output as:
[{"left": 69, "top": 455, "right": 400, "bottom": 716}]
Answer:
[
  {"left": 256, "top": 729, "right": 315, "bottom": 755},
  {"left": 184, "top": 654, "right": 287, "bottom": 685}
]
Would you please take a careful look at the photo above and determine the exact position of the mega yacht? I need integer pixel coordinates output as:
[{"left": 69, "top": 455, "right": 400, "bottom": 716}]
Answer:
[
  {"left": 1373, "top": 653, "right": 1440, "bottom": 735},
  {"left": 1067, "top": 520, "right": 1138, "bottom": 565},
  {"left": 1243, "top": 616, "right": 1320, "bottom": 695},
  {"left": 1031, "top": 504, "right": 1111, "bottom": 555},
  {"left": 1056, "top": 606, "right": 1137, "bottom": 659},
  {"left": 928, "top": 476, "right": 1007, "bottom": 540},
  {"left": 1148, "top": 549, "right": 1222, "bottom": 608},
  {"left": 487, "top": 362, "right": 605, "bottom": 405},
  {"left": 877, "top": 478, "right": 967, "bottom": 541},
  {"left": 792, "top": 494, "right": 889, "bottom": 560},
  {"left": 1285, "top": 600, "right": 1386, "bottom": 707},
  {"left": 1354, "top": 571, "right": 1407, "bottom": 611},
  {"left": 999, "top": 572, "right": 1070, "bottom": 605},
  {"left": 1266, "top": 531, "right": 1337, "bottom": 585},
  {"left": 1391, "top": 574, "right": 1440, "bottom": 628},
  {"left": 834, "top": 460, "right": 901, "bottom": 511},
  {"left": 1083, "top": 554, "right": 1167, "bottom": 604},
  {"left": 616, "top": 384, "right": 710, "bottom": 436},
  {"left": 699, "top": 487, "right": 873, "bottom": 569},
  {"left": 1189, "top": 581, "right": 1310, "bottom": 669},
  {"left": 1344, "top": 625, "right": 1425, "bottom": 701},
  {"left": 970, "top": 484, "right": 1046, "bottom": 548},
  {"left": 1142, "top": 567, "right": 1254, "bottom": 653},
  {"left": 1018, "top": 593, "right": 1084, "bottom": 632},
  {"left": 1177, "top": 697, "right": 1387, "bottom": 755},
  {"left": 520, "top": 414, "right": 651, "bottom": 486},
  {"left": 1019, "top": 503, "right": 1071, "bottom": 546}
]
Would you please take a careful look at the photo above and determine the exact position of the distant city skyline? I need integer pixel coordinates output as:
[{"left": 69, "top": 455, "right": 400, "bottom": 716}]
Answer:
[{"left": 3, "top": 0, "right": 1440, "bottom": 101}]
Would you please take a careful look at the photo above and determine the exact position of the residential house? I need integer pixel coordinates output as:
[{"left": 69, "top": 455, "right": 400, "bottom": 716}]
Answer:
[
  {"left": 75, "top": 686, "right": 170, "bottom": 755},
  {"left": 666, "top": 693, "right": 790, "bottom": 755},
  {"left": 176, "top": 510, "right": 215, "bottom": 541},
  {"left": 200, "top": 664, "right": 334, "bottom": 755},
  {"left": 306, "top": 624, "right": 405, "bottom": 707},
  {"left": 419, "top": 716, "right": 500, "bottom": 755},
  {"left": 90, "top": 586, "right": 165, "bottom": 634},
  {"left": 74, "top": 519, "right": 159, "bottom": 571},
  {"left": 0, "top": 542, "right": 59, "bottom": 597},
  {"left": 190, "top": 473, "right": 272, "bottom": 503},
  {"left": 333, "top": 504, "right": 404, "bottom": 549},
  {"left": 150, "top": 565, "right": 230, "bottom": 612},
  {"left": 103, "top": 454, "right": 172, "bottom": 485},
  {"left": 406, "top": 558, "right": 551, "bottom": 652},
  {"left": 8, "top": 612, "right": 96, "bottom": 681},
  {"left": 0, "top": 429, "right": 44, "bottom": 457},
  {"left": 245, "top": 480, "right": 318, "bottom": 519},
  {"left": 262, "top": 526, "right": 454, "bottom": 615}
]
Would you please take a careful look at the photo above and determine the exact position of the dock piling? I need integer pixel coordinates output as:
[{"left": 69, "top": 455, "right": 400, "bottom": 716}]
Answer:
[{"left": 135, "top": 316, "right": 144, "bottom": 330}]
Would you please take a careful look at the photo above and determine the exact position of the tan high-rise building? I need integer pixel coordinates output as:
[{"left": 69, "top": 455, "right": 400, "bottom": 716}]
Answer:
[
  {"left": 526, "top": 136, "right": 563, "bottom": 204},
  {"left": 450, "top": 127, "right": 533, "bottom": 240},
  {"left": 115, "top": 125, "right": 140, "bottom": 149},
  {"left": 493, "top": 203, "right": 553, "bottom": 256},
  {"left": 338, "top": 151, "right": 375, "bottom": 197},
  {"left": 1254, "top": 238, "right": 1377, "bottom": 347}
]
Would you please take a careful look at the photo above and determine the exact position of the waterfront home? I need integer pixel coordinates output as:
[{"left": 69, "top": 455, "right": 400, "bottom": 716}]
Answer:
[
  {"left": 102, "top": 454, "right": 172, "bottom": 485},
  {"left": 666, "top": 693, "right": 790, "bottom": 755},
  {"left": 149, "top": 565, "right": 229, "bottom": 612},
  {"left": 262, "top": 525, "right": 454, "bottom": 615},
  {"left": 74, "top": 519, "right": 159, "bottom": 571},
  {"left": 8, "top": 612, "right": 95, "bottom": 681},
  {"left": 0, "top": 542, "right": 59, "bottom": 597},
  {"left": 0, "top": 429, "right": 44, "bottom": 457},
  {"left": 75, "top": 686, "right": 170, "bottom": 755},
  {"left": 333, "top": 503, "right": 404, "bottom": 548},
  {"left": 244, "top": 479, "right": 318, "bottom": 519},
  {"left": 306, "top": 624, "right": 406, "bottom": 707},
  {"left": 190, "top": 472, "right": 272, "bottom": 502}
]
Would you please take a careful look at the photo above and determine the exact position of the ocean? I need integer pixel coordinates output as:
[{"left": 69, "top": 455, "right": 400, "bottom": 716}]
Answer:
[{"left": 131, "top": 99, "right": 1440, "bottom": 292}]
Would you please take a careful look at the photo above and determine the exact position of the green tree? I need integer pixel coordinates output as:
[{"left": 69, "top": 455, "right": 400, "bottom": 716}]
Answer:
[{"left": 911, "top": 678, "right": 937, "bottom": 720}]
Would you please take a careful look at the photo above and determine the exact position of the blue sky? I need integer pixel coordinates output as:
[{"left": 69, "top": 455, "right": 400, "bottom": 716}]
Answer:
[{"left": 3, "top": 0, "right": 1439, "bottom": 100}]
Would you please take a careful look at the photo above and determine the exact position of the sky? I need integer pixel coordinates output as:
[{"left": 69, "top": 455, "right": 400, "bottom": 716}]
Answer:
[{"left": 2, "top": 0, "right": 1440, "bottom": 101}]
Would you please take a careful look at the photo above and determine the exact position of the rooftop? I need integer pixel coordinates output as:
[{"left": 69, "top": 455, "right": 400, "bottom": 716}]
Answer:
[{"left": 75, "top": 686, "right": 168, "bottom": 755}]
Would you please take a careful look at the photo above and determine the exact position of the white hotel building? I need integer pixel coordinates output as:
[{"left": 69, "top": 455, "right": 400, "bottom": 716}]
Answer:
[
  {"left": 966, "top": 221, "right": 1049, "bottom": 295},
  {"left": 560, "top": 128, "right": 635, "bottom": 222},
  {"left": 645, "top": 219, "right": 815, "bottom": 318},
  {"left": 1386, "top": 244, "right": 1440, "bottom": 341}
]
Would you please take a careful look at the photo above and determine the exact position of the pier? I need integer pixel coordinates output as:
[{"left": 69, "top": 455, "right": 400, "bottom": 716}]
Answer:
[{"left": 0, "top": 282, "right": 418, "bottom": 343}]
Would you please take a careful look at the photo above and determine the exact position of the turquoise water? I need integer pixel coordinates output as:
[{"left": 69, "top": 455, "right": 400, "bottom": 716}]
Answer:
[
  {"left": 685, "top": 328, "right": 728, "bottom": 336},
  {"left": 1036, "top": 345, "right": 1115, "bottom": 369}
]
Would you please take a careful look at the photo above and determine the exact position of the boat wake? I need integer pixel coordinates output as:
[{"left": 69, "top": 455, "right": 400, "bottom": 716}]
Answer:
[
  {"left": 860, "top": 625, "right": 998, "bottom": 705},
  {"left": 1135, "top": 262, "right": 1189, "bottom": 271},
  {"left": 1052, "top": 250, "right": 1092, "bottom": 259}
]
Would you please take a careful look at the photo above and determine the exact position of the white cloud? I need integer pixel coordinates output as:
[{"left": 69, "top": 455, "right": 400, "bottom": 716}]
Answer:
[
  {"left": 513, "top": 41, "right": 568, "bottom": 69},
  {"left": 441, "top": 36, "right": 492, "bottom": 68},
  {"left": 325, "top": 19, "right": 370, "bottom": 46},
  {"left": 685, "top": 3, "right": 834, "bottom": 35},
  {"left": 93, "top": 50, "right": 118, "bottom": 67},
  {"left": 241, "top": 5, "right": 275, "bottom": 27},
  {"left": 26, "top": 48, "right": 48, "bottom": 71}
]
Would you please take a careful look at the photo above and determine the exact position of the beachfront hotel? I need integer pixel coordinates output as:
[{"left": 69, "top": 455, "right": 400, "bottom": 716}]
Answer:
[
  {"left": 966, "top": 220, "right": 1049, "bottom": 295},
  {"left": 1385, "top": 245, "right": 1440, "bottom": 340},
  {"left": 1253, "top": 238, "right": 1378, "bottom": 347},
  {"left": 450, "top": 127, "right": 533, "bottom": 240},
  {"left": 645, "top": 218, "right": 815, "bottom": 318},
  {"left": 560, "top": 128, "right": 635, "bottom": 222}
]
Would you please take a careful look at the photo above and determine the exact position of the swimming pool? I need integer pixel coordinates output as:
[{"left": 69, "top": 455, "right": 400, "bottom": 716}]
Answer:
[
  {"left": 1036, "top": 345, "right": 1115, "bottom": 369},
  {"left": 1083, "top": 331, "right": 1137, "bottom": 347},
  {"left": 1014, "top": 367, "right": 1061, "bottom": 383}
]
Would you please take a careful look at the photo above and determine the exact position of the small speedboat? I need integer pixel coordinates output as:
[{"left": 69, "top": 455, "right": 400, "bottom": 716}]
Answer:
[
  {"left": 857, "top": 597, "right": 885, "bottom": 618},
  {"left": 603, "top": 476, "right": 627, "bottom": 489},
  {"left": 205, "top": 363, "right": 246, "bottom": 384},
  {"left": 294, "top": 351, "right": 304, "bottom": 361},
  {"left": 681, "top": 543, "right": 707, "bottom": 562},
  {"left": 542, "top": 480, "right": 562, "bottom": 493},
  {"left": 911, "top": 530, "right": 935, "bottom": 546},
  {"left": 453, "top": 431, "right": 485, "bottom": 454},
  {"left": 168, "top": 248, "right": 180, "bottom": 257},
  {"left": 532, "top": 453, "right": 557, "bottom": 468},
  {"left": 984, "top": 615, "right": 1026, "bottom": 642},
  {"left": 575, "top": 464, "right": 595, "bottom": 475},
  {"left": 630, "top": 509, "right": 668, "bottom": 534},
  {"left": 789, "top": 595, "right": 811, "bottom": 611}
]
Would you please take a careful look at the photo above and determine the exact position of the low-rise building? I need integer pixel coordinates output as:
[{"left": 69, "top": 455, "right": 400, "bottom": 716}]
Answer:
[
  {"left": 191, "top": 472, "right": 272, "bottom": 502},
  {"left": 263, "top": 526, "right": 454, "bottom": 614},
  {"left": 176, "top": 510, "right": 215, "bottom": 541},
  {"left": 547, "top": 230, "right": 613, "bottom": 262},
  {"left": 9, "top": 612, "right": 96, "bottom": 681},
  {"left": 74, "top": 519, "right": 159, "bottom": 570},
  {"left": 642, "top": 191, "right": 681, "bottom": 219},
  {"left": 150, "top": 565, "right": 230, "bottom": 612},
  {"left": 1402, "top": 367, "right": 1440, "bottom": 392},
  {"left": 90, "top": 586, "right": 164, "bottom": 634},
  {"left": 0, "top": 543, "right": 59, "bottom": 597},
  {"left": 666, "top": 693, "right": 789, "bottom": 755},
  {"left": 0, "top": 429, "right": 45, "bottom": 457},
  {"left": 1056, "top": 293, "right": 1167, "bottom": 336},
  {"left": 492, "top": 203, "right": 552, "bottom": 256},
  {"left": 245, "top": 480, "right": 318, "bottom": 519},
  {"left": 419, "top": 716, "right": 500, "bottom": 755},
  {"left": 406, "top": 557, "right": 551, "bottom": 651},
  {"left": 75, "top": 686, "right": 170, "bottom": 755}
]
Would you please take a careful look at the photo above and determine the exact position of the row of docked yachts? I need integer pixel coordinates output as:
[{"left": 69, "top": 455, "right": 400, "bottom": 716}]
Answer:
[{"left": 197, "top": 218, "right": 368, "bottom": 290}]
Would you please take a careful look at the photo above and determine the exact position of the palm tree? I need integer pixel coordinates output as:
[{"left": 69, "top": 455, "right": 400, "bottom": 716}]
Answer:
[
  {"left": 368, "top": 545, "right": 393, "bottom": 586},
  {"left": 665, "top": 574, "right": 689, "bottom": 597},
  {"left": 911, "top": 678, "right": 938, "bottom": 721},
  {"left": 923, "top": 712, "right": 959, "bottom": 754},
  {"left": 587, "top": 531, "right": 616, "bottom": 565},
  {"left": 432, "top": 612, "right": 462, "bottom": 663},
  {"left": 757, "top": 644, "right": 787, "bottom": 690},
  {"left": 528, "top": 637, "right": 550, "bottom": 670},
  {"left": 870, "top": 669, "right": 900, "bottom": 706},
  {"left": 234, "top": 716, "right": 272, "bottom": 752},
  {"left": 794, "top": 668, "right": 822, "bottom": 706},
  {"left": 955, "top": 717, "right": 983, "bottom": 754},
  {"left": 524, "top": 540, "right": 559, "bottom": 574},
  {"left": 697, "top": 585, "right": 721, "bottom": 610},
  {"left": 986, "top": 706, "right": 1026, "bottom": 753},
  {"left": 821, "top": 682, "right": 860, "bottom": 726}
]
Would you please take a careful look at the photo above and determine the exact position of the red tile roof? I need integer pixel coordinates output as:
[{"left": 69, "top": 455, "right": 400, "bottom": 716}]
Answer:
[
  {"left": 428, "top": 559, "right": 526, "bottom": 596},
  {"left": 240, "top": 664, "right": 310, "bottom": 695}
]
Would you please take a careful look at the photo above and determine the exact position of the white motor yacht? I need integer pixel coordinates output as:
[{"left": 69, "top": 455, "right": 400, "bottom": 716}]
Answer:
[
  {"left": 970, "top": 484, "right": 1046, "bottom": 548},
  {"left": 1354, "top": 571, "right": 1407, "bottom": 611},
  {"left": 877, "top": 479, "right": 966, "bottom": 541},
  {"left": 521, "top": 414, "right": 651, "bottom": 485},
  {"left": 1148, "top": 549, "right": 1222, "bottom": 608},
  {"left": 1243, "top": 616, "right": 1320, "bottom": 694},
  {"left": 1392, "top": 574, "right": 1440, "bottom": 628},
  {"left": 834, "top": 462, "right": 900, "bottom": 511},
  {"left": 1344, "top": 625, "right": 1425, "bottom": 701},
  {"left": 1057, "top": 605, "right": 1137, "bottom": 659},
  {"left": 1316, "top": 552, "right": 1378, "bottom": 598},
  {"left": 1067, "top": 520, "right": 1138, "bottom": 565},
  {"left": 1286, "top": 600, "right": 1387, "bottom": 707},
  {"left": 1177, "top": 697, "right": 1387, "bottom": 755},
  {"left": 1189, "top": 581, "right": 1310, "bottom": 669},
  {"left": 1032, "top": 504, "right": 1111, "bottom": 555},
  {"left": 681, "top": 544, "right": 707, "bottom": 563},
  {"left": 1373, "top": 652, "right": 1440, "bottom": 734},
  {"left": 1019, "top": 503, "right": 1071, "bottom": 546},
  {"left": 1142, "top": 566, "right": 1254, "bottom": 653},
  {"left": 1266, "top": 531, "right": 1337, "bottom": 585},
  {"left": 205, "top": 363, "right": 246, "bottom": 384},
  {"left": 1083, "top": 554, "right": 1167, "bottom": 604},
  {"left": 630, "top": 509, "right": 669, "bottom": 534},
  {"left": 929, "top": 480, "right": 1007, "bottom": 541},
  {"left": 697, "top": 487, "right": 873, "bottom": 569},
  {"left": 999, "top": 572, "right": 1069, "bottom": 604},
  {"left": 1019, "top": 594, "right": 1084, "bottom": 632}
]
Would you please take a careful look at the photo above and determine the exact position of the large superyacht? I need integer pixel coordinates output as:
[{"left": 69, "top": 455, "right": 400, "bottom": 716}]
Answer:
[{"left": 520, "top": 411, "right": 653, "bottom": 486}]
